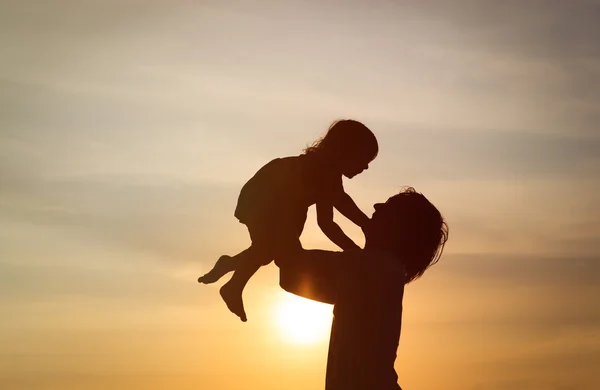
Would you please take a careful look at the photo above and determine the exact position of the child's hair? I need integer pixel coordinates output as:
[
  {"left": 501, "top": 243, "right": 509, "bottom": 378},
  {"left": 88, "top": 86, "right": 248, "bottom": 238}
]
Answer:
[
  {"left": 303, "top": 119, "right": 378, "bottom": 162},
  {"left": 380, "top": 187, "right": 449, "bottom": 283}
]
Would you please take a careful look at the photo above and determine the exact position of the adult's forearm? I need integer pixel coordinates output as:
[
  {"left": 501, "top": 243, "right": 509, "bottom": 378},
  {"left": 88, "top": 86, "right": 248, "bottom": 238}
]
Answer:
[{"left": 277, "top": 249, "right": 345, "bottom": 304}]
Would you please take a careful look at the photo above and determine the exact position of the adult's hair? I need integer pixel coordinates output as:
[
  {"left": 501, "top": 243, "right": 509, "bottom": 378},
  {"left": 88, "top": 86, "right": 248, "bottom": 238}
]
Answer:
[{"left": 375, "top": 187, "right": 449, "bottom": 283}]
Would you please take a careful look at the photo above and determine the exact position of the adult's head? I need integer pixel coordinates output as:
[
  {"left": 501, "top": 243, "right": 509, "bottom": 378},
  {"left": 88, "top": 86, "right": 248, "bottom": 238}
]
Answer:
[{"left": 365, "top": 187, "right": 449, "bottom": 283}]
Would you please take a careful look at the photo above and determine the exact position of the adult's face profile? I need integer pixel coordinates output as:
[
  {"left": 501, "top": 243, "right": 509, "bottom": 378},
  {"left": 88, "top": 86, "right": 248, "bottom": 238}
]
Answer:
[{"left": 366, "top": 197, "right": 403, "bottom": 245}]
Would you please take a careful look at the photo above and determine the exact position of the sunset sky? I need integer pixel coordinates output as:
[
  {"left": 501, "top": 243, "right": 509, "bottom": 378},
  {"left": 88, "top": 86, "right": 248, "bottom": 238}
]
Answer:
[{"left": 1, "top": 1, "right": 599, "bottom": 389}]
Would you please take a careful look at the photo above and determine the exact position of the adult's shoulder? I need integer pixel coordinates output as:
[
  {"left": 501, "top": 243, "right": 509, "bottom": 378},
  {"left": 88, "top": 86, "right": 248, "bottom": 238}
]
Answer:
[{"left": 340, "top": 249, "right": 406, "bottom": 286}]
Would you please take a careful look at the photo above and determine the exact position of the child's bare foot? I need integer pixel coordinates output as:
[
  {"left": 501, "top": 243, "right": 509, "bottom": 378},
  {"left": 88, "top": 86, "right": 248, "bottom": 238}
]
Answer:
[
  {"left": 219, "top": 282, "right": 247, "bottom": 322},
  {"left": 198, "top": 255, "right": 234, "bottom": 284}
]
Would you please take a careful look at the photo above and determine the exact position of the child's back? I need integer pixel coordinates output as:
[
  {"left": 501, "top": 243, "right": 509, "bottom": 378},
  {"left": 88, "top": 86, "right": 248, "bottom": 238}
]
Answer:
[{"left": 235, "top": 153, "right": 342, "bottom": 226}]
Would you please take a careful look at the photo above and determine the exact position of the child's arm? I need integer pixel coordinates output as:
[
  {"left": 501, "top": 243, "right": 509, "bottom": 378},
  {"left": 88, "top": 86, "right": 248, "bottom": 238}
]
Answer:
[
  {"left": 316, "top": 201, "right": 361, "bottom": 251},
  {"left": 333, "top": 191, "right": 370, "bottom": 229}
]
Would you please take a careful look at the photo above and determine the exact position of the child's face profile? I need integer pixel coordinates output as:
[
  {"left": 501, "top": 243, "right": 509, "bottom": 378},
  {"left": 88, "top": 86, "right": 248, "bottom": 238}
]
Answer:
[{"left": 341, "top": 155, "right": 373, "bottom": 178}]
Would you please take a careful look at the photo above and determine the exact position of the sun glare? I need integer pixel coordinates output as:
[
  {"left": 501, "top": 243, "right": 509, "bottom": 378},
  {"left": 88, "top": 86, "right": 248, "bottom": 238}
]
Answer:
[{"left": 274, "top": 292, "right": 333, "bottom": 345}]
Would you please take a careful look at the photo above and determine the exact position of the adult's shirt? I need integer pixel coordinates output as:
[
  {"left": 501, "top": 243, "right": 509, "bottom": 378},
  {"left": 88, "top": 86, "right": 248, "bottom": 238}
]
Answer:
[{"left": 325, "top": 249, "right": 406, "bottom": 390}]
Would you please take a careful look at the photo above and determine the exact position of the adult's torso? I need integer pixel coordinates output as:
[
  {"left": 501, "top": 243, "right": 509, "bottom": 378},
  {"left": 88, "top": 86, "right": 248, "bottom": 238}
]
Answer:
[{"left": 325, "top": 249, "right": 405, "bottom": 390}]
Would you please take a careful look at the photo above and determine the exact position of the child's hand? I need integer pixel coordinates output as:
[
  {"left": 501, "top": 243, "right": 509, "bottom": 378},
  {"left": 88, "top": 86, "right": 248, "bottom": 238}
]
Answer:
[
  {"left": 361, "top": 217, "right": 372, "bottom": 238},
  {"left": 343, "top": 242, "right": 361, "bottom": 251}
]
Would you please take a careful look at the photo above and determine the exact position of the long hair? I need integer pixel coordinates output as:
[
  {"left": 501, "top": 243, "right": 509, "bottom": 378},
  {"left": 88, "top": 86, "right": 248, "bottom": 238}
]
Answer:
[{"left": 382, "top": 187, "right": 449, "bottom": 283}]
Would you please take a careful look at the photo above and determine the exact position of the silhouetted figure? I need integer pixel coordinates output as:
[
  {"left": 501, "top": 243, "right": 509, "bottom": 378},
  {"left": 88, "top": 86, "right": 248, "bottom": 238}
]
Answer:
[
  {"left": 278, "top": 188, "right": 449, "bottom": 389},
  {"left": 198, "top": 120, "right": 378, "bottom": 322}
]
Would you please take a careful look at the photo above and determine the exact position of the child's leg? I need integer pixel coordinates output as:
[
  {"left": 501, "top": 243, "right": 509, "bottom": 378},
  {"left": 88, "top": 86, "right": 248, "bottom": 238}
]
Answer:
[
  {"left": 198, "top": 254, "right": 240, "bottom": 284},
  {"left": 198, "top": 242, "right": 267, "bottom": 284},
  {"left": 219, "top": 245, "right": 272, "bottom": 322},
  {"left": 213, "top": 218, "right": 298, "bottom": 322}
]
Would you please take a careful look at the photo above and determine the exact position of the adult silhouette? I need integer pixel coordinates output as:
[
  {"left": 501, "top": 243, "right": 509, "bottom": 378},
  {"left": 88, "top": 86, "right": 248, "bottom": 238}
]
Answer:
[{"left": 278, "top": 187, "right": 448, "bottom": 390}]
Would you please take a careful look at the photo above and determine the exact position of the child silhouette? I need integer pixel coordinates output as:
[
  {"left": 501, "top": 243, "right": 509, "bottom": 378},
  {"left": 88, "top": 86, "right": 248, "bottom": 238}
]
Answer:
[{"left": 198, "top": 119, "right": 378, "bottom": 322}]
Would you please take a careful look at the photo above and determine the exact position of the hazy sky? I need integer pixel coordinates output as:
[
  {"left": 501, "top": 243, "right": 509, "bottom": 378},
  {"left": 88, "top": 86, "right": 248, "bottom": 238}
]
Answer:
[{"left": 1, "top": 1, "right": 599, "bottom": 389}]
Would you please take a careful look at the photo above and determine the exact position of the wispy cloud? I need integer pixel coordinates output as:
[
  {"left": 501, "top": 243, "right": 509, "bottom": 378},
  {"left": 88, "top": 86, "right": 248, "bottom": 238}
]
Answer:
[{"left": 1, "top": 1, "right": 600, "bottom": 389}]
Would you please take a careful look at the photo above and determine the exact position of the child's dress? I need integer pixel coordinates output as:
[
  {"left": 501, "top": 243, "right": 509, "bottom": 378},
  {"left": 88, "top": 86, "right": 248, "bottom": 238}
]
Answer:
[{"left": 234, "top": 153, "right": 343, "bottom": 260}]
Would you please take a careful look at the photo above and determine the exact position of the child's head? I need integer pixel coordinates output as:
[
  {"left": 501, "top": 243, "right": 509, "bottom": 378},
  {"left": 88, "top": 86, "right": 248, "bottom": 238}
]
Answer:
[
  {"left": 304, "top": 119, "right": 378, "bottom": 178},
  {"left": 367, "top": 187, "right": 448, "bottom": 283}
]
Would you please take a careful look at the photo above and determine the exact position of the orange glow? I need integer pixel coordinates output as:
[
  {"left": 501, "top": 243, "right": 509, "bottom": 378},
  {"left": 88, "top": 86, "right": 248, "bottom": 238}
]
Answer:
[{"left": 273, "top": 292, "right": 333, "bottom": 345}]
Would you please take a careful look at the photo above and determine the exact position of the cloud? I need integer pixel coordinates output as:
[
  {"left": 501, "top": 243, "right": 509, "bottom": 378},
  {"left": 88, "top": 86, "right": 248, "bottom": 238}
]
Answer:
[
  {"left": 0, "top": 260, "right": 192, "bottom": 305},
  {"left": 373, "top": 126, "right": 600, "bottom": 181},
  {"left": 0, "top": 173, "right": 244, "bottom": 262},
  {"left": 436, "top": 253, "right": 600, "bottom": 287}
]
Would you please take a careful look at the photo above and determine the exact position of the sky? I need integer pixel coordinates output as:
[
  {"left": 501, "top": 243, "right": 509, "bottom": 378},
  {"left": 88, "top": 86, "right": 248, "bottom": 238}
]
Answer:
[{"left": 1, "top": 0, "right": 599, "bottom": 389}]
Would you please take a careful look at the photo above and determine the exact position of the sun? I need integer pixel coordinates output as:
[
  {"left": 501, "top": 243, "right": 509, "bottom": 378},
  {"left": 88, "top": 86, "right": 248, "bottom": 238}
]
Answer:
[{"left": 274, "top": 292, "right": 333, "bottom": 345}]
